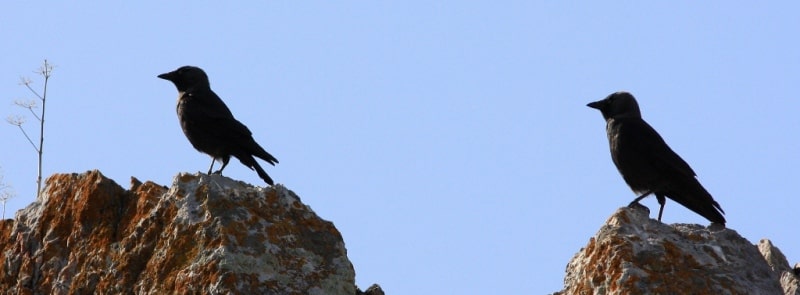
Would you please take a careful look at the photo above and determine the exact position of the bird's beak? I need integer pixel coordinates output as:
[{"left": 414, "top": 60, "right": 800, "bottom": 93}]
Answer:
[
  {"left": 587, "top": 100, "right": 603, "bottom": 110},
  {"left": 157, "top": 71, "right": 174, "bottom": 81}
]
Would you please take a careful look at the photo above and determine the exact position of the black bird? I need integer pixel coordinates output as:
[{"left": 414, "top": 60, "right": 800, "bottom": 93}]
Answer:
[
  {"left": 158, "top": 66, "right": 279, "bottom": 185},
  {"left": 587, "top": 91, "right": 725, "bottom": 225}
]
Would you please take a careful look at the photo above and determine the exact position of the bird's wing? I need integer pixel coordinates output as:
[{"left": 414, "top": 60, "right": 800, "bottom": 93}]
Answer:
[
  {"left": 182, "top": 89, "right": 276, "bottom": 164},
  {"left": 192, "top": 90, "right": 236, "bottom": 119},
  {"left": 219, "top": 118, "right": 254, "bottom": 138},
  {"left": 181, "top": 90, "right": 253, "bottom": 138},
  {"left": 621, "top": 118, "right": 698, "bottom": 179}
]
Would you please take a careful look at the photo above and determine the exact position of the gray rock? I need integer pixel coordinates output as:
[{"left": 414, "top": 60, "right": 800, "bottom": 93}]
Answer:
[
  {"left": 557, "top": 206, "right": 789, "bottom": 294},
  {"left": 0, "top": 170, "right": 381, "bottom": 295},
  {"left": 358, "top": 284, "right": 385, "bottom": 295},
  {"left": 758, "top": 239, "right": 800, "bottom": 295},
  {"left": 760, "top": 239, "right": 792, "bottom": 273}
]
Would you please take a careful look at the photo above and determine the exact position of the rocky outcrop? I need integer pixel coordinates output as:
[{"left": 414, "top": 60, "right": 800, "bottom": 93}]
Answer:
[
  {"left": 555, "top": 206, "right": 799, "bottom": 295},
  {"left": 0, "top": 170, "right": 378, "bottom": 295},
  {"left": 760, "top": 239, "right": 800, "bottom": 295}
]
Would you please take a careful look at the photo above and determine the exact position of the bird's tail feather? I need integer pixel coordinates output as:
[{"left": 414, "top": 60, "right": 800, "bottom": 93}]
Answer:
[
  {"left": 255, "top": 149, "right": 278, "bottom": 166},
  {"left": 238, "top": 154, "right": 275, "bottom": 185},
  {"left": 248, "top": 142, "right": 278, "bottom": 166},
  {"left": 668, "top": 178, "right": 726, "bottom": 225},
  {"left": 252, "top": 162, "right": 274, "bottom": 186}
]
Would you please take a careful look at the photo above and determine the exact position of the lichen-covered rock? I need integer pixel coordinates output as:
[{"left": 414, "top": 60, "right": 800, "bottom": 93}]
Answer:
[
  {"left": 0, "top": 170, "right": 362, "bottom": 295},
  {"left": 555, "top": 206, "right": 796, "bottom": 295}
]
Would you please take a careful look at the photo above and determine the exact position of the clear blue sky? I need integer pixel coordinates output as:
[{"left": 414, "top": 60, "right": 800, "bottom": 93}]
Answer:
[{"left": 2, "top": 2, "right": 798, "bottom": 294}]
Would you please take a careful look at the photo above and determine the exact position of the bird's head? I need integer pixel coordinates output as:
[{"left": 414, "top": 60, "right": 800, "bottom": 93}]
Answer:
[
  {"left": 158, "top": 65, "right": 210, "bottom": 92},
  {"left": 587, "top": 91, "right": 642, "bottom": 120}
]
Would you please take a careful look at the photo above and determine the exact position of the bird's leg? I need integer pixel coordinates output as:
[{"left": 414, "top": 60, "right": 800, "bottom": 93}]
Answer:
[
  {"left": 656, "top": 194, "right": 666, "bottom": 222},
  {"left": 628, "top": 190, "right": 653, "bottom": 207},
  {"left": 626, "top": 191, "right": 653, "bottom": 217},
  {"left": 207, "top": 158, "right": 216, "bottom": 175},
  {"left": 212, "top": 156, "right": 230, "bottom": 175}
]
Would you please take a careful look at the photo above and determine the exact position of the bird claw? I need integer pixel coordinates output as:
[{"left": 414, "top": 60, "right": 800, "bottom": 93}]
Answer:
[
  {"left": 627, "top": 201, "right": 650, "bottom": 215},
  {"left": 211, "top": 170, "right": 223, "bottom": 175}
]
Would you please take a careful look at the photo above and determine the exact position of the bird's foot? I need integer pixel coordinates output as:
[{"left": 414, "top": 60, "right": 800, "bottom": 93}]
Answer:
[
  {"left": 211, "top": 170, "right": 224, "bottom": 175},
  {"left": 627, "top": 201, "right": 650, "bottom": 215}
]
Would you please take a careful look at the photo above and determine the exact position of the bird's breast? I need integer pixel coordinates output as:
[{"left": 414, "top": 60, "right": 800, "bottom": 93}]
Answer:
[
  {"left": 176, "top": 92, "right": 191, "bottom": 115},
  {"left": 605, "top": 119, "right": 622, "bottom": 150},
  {"left": 176, "top": 91, "right": 189, "bottom": 104}
]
